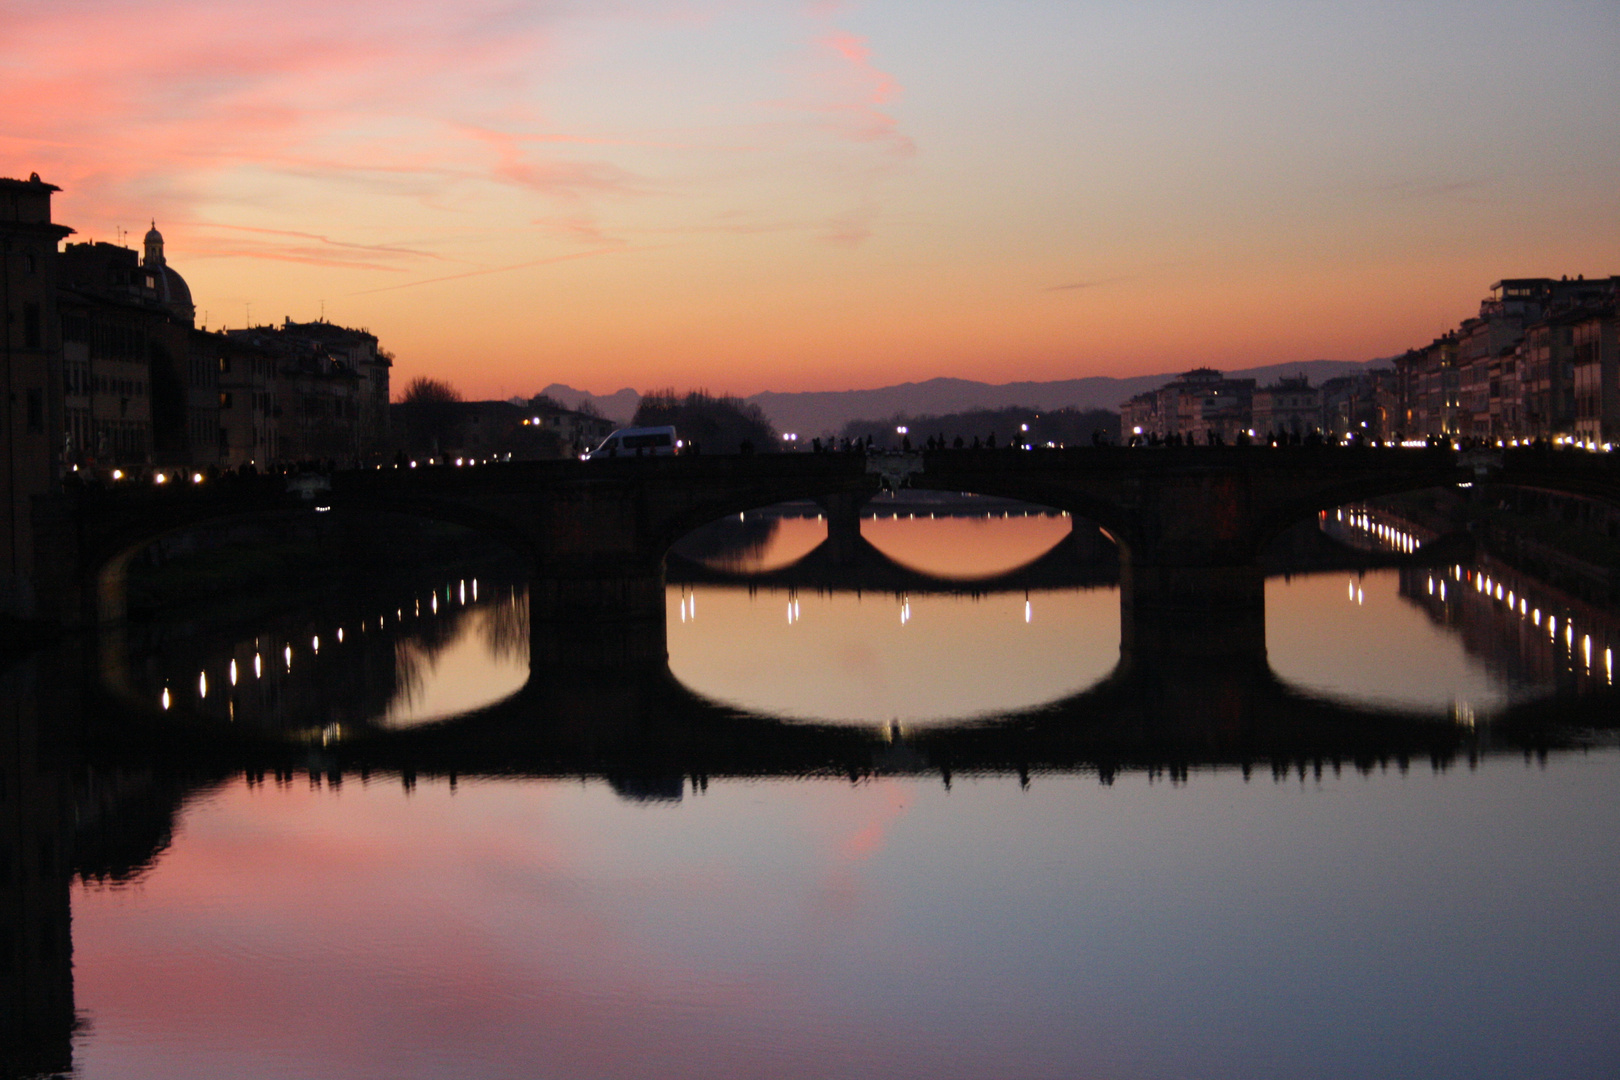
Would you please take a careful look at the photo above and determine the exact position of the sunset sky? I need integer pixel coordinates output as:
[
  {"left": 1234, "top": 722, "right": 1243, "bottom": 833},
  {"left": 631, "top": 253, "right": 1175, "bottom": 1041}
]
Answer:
[{"left": 8, "top": 0, "right": 1618, "bottom": 399}]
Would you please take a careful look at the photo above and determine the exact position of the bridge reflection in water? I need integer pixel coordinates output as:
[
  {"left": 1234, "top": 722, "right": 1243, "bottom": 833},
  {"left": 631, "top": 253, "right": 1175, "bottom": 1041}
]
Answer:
[
  {"left": 88, "top": 518, "right": 1613, "bottom": 783},
  {"left": 9, "top": 540, "right": 1620, "bottom": 1076}
]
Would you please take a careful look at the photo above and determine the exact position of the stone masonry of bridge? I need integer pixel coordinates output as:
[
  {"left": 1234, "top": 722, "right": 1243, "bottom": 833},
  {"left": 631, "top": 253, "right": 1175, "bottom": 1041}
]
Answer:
[{"left": 33, "top": 445, "right": 1620, "bottom": 669}]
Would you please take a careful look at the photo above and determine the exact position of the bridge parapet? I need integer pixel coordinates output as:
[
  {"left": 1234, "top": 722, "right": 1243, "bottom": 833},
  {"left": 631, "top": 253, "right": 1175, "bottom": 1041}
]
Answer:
[
  {"left": 41, "top": 455, "right": 881, "bottom": 630},
  {"left": 33, "top": 446, "right": 1619, "bottom": 640},
  {"left": 911, "top": 445, "right": 1483, "bottom": 668}
]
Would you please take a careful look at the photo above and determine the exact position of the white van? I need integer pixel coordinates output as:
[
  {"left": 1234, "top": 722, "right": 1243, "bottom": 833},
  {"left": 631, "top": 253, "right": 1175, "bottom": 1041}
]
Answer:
[{"left": 583, "top": 425, "right": 681, "bottom": 460}]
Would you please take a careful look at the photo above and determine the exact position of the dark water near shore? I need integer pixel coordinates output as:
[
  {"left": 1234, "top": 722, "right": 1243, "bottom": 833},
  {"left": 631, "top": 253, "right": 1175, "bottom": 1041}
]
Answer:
[{"left": 7, "top": 513, "right": 1619, "bottom": 1079}]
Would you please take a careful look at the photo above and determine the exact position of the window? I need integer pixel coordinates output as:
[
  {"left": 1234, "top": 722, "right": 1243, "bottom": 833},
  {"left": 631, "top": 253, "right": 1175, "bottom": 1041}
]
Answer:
[
  {"left": 220, "top": 391, "right": 233, "bottom": 409},
  {"left": 26, "top": 389, "right": 42, "bottom": 432},
  {"left": 23, "top": 303, "right": 40, "bottom": 349}
]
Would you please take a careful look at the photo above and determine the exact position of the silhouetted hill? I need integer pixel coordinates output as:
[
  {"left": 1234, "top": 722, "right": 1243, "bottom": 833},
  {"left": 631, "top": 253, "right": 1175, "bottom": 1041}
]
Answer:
[
  {"left": 541, "top": 359, "right": 1382, "bottom": 438},
  {"left": 753, "top": 360, "right": 1380, "bottom": 437},
  {"left": 537, "top": 383, "right": 641, "bottom": 424}
]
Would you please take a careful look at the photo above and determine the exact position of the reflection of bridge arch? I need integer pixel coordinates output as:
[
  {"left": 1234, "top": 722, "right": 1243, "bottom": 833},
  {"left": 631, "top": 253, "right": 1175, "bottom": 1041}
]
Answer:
[
  {"left": 91, "top": 628, "right": 1616, "bottom": 787},
  {"left": 666, "top": 522, "right": 1423, "bottom": 597},
  {"left": 667, "top": 531, "right": 1120, "bottom": 595},
  {"left": 15, "top": 621, "right": 1613, "bottom": 1075}
]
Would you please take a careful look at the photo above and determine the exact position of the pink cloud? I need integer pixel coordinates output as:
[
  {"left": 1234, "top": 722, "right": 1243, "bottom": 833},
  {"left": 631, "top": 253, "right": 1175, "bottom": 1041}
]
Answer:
[
  {"left": 530, "top": 215, "right": 629, "bottom": 245},
  {"left": 742, "top": 18, "right": 916, "bottom": 247},
  {"left": 822, "top": 31, "right": 902, "bottom": 106},
  {"left": 3, "top": 0, "right": 921, "bottom": 294},
  {"left": 0, "top": 0, "right": 604, "bottom": 249},
  {"left": 822, "top": 201, "right": 879, "bottom": 246},
  {"left": 805, "top": 30, "right": 915, "bottom": 156},
  {"left": 457, "top": 125, "right": 645, "bottom": 202},
  {"left": 347, "top": 245, "right": 644, "bottom": 296}
]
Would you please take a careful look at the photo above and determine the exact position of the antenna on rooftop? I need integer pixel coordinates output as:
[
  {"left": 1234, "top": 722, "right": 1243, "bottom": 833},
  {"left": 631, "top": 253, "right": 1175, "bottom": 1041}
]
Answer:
[{"left": 245, "top": 302, "right": 252, "bottom": 327}]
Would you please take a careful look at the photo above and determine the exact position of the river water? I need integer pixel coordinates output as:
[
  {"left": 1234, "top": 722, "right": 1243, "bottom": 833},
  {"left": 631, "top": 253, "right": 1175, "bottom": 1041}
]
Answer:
[{"left": 8, "top": 510, "right": 1619, "bottom": 1079}]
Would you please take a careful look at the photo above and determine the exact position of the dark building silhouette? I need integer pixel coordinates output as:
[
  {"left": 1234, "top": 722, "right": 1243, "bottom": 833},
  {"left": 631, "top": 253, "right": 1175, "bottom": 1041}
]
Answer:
[
  {"left": 1, "top": 176, "right": 73, "bottom": 616},
  {"left": 58, "top": 228, "right": 214, "bottom": 470},
  {"left": 227, "top": 319, "right": 391, "bottom": 465},
  {"left": 0, "top": 657, "right": 76, "bottom": 1078}
]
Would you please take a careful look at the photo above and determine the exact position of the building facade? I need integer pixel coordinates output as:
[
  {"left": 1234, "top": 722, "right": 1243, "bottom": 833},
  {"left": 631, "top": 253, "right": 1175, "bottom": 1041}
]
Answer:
[
  {"left": 57, "top": 289, "right": 157, "bottom": 471},
  {"left": 227, "top": 320, "right": 389, "bottom": 467},
  {"left": 1572, "top": 303, "right": 1618, "bottom": 443},
  {"left": 1251, "top": 376, "right": 1323, "bottom": 439},
  {"left": 1388, "top": 277, "right": 1619, "bottom": 443},
  {"left": 0, "top": 176, "right": 72, "bottom": 614},
  {"left": 192, "top": 330, "right": 278, "bottom": 469},
  {"left": 59, "top": 232, "right": 203, "bottom": 471},
  {"left": 1121, "top": 368, "right": 1255, "bottom": 443}
]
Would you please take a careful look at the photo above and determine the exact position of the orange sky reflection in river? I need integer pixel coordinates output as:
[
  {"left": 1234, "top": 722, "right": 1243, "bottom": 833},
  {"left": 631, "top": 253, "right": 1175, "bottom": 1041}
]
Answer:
[
  {"left": 68, "top": 759, "right": 1620, "bottom": 1079},
  {"left": 1266, "top": 569, "right": 1513, "bottom": 713},
  {"left": 861, "top": 512, "right": 1075, "bottom": 579},
  {"left": 383, "top": 602, "right": 529, "bottom": 727},
  {"left": 723, "top": 510, "right": 1080, "bottom": 578},
  {"left": 719, "top": 516, "right": 827, "bottom": 573},
  {"left": 670, "top": 565, "right": 1529, "bottom": 727},
  {"left": 669, "top": 586, "right": 1121, "bottom": 725}
]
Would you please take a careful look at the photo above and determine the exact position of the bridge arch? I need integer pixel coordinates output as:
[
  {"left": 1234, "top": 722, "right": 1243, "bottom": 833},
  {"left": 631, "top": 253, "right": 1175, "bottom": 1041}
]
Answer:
[
  {"left": 649, "top": 475, "right": 881, "bottom": 559},
  {"left": 1249, "top": 453, "right": 1620, "bottom": 559},
  {"left": 41, "top": 448, "right": 1619, "bottom": 640},
  {"left": 41, "top": 480, "right": 538, "bottom": 628}
]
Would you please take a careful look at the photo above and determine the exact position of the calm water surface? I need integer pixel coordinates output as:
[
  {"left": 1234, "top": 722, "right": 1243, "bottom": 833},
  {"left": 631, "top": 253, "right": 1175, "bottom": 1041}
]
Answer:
[{"left": 31, "top": 514, "right": 1620, "bottom": 1078}]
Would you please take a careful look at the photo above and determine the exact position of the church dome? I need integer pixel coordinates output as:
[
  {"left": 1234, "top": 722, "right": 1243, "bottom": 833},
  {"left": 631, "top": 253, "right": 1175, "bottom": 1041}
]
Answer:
[
  {"left": 141, "top": 221, "right": 194, "bottom": 324},
  {"left": 155, "top": 265, "right": 194, "bottom": 323}
]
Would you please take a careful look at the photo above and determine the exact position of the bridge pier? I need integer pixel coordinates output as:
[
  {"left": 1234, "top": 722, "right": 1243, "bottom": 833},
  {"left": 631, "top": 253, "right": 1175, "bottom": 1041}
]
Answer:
[
  {"left": 528, "top": 554, "right": 668, "bottom": 668},
  {"left": 815, "top": 492, "right": 870, "bottom": 565},
  {"left": 1118, "top": 562, "right": 1268, "bottom": 675}
]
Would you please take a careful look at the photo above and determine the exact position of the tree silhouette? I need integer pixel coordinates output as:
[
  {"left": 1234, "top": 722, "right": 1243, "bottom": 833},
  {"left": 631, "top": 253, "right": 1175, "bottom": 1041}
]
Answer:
[
  {"left": 633, "top": 389, "right": 777, "bottom": 454},
  {"left": 398, "top": 377, "right": 462, "bottom": 456}
]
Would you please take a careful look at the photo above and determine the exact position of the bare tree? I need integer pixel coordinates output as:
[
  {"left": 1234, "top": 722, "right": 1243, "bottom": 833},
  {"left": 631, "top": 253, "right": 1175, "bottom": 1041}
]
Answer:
[
  {"left": 634, "top": 389, "right": 777, "bottom": 453},
  {"left": 399, "top": 377, "right": 461, "bottom": 405},
  {"left": 398, "top": 377, "right": 462, "bottom": 455}
]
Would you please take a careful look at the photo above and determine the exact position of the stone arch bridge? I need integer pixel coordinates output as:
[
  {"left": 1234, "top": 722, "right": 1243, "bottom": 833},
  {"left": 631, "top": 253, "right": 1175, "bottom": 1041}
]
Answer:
[{"left": 35, "top": 445, "right": 1620, "bottom": 666}]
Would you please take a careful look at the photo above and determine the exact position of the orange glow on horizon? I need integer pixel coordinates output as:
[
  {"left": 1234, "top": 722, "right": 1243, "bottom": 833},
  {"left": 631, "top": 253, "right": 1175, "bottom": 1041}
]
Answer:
[{"left": 7, "top": 1, "right": 1617, "bottom": 398}]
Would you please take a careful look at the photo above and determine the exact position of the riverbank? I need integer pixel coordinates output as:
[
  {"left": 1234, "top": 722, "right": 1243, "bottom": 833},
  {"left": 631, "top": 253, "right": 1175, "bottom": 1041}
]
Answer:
[{"left": 1370, "top": 486, "right": 1619, "bottom": 607}]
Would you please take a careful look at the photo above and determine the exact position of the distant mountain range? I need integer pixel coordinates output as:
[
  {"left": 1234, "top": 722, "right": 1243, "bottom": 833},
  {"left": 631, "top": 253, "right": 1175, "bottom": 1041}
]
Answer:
[{"left": 538, "top": 358, "right": 1384, "bottom": 436}]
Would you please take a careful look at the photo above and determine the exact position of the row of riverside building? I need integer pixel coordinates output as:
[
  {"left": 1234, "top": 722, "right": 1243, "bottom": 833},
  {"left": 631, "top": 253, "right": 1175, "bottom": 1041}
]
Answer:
[
  {"left": 1, "top": 173, "right": 617, "bottom": 617},
  {"left": 2, "top": 175, "right": 399, "bottom": 614},
  {"left": 1122, "top": 277, "right": 1619, "bottom": 447}
]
